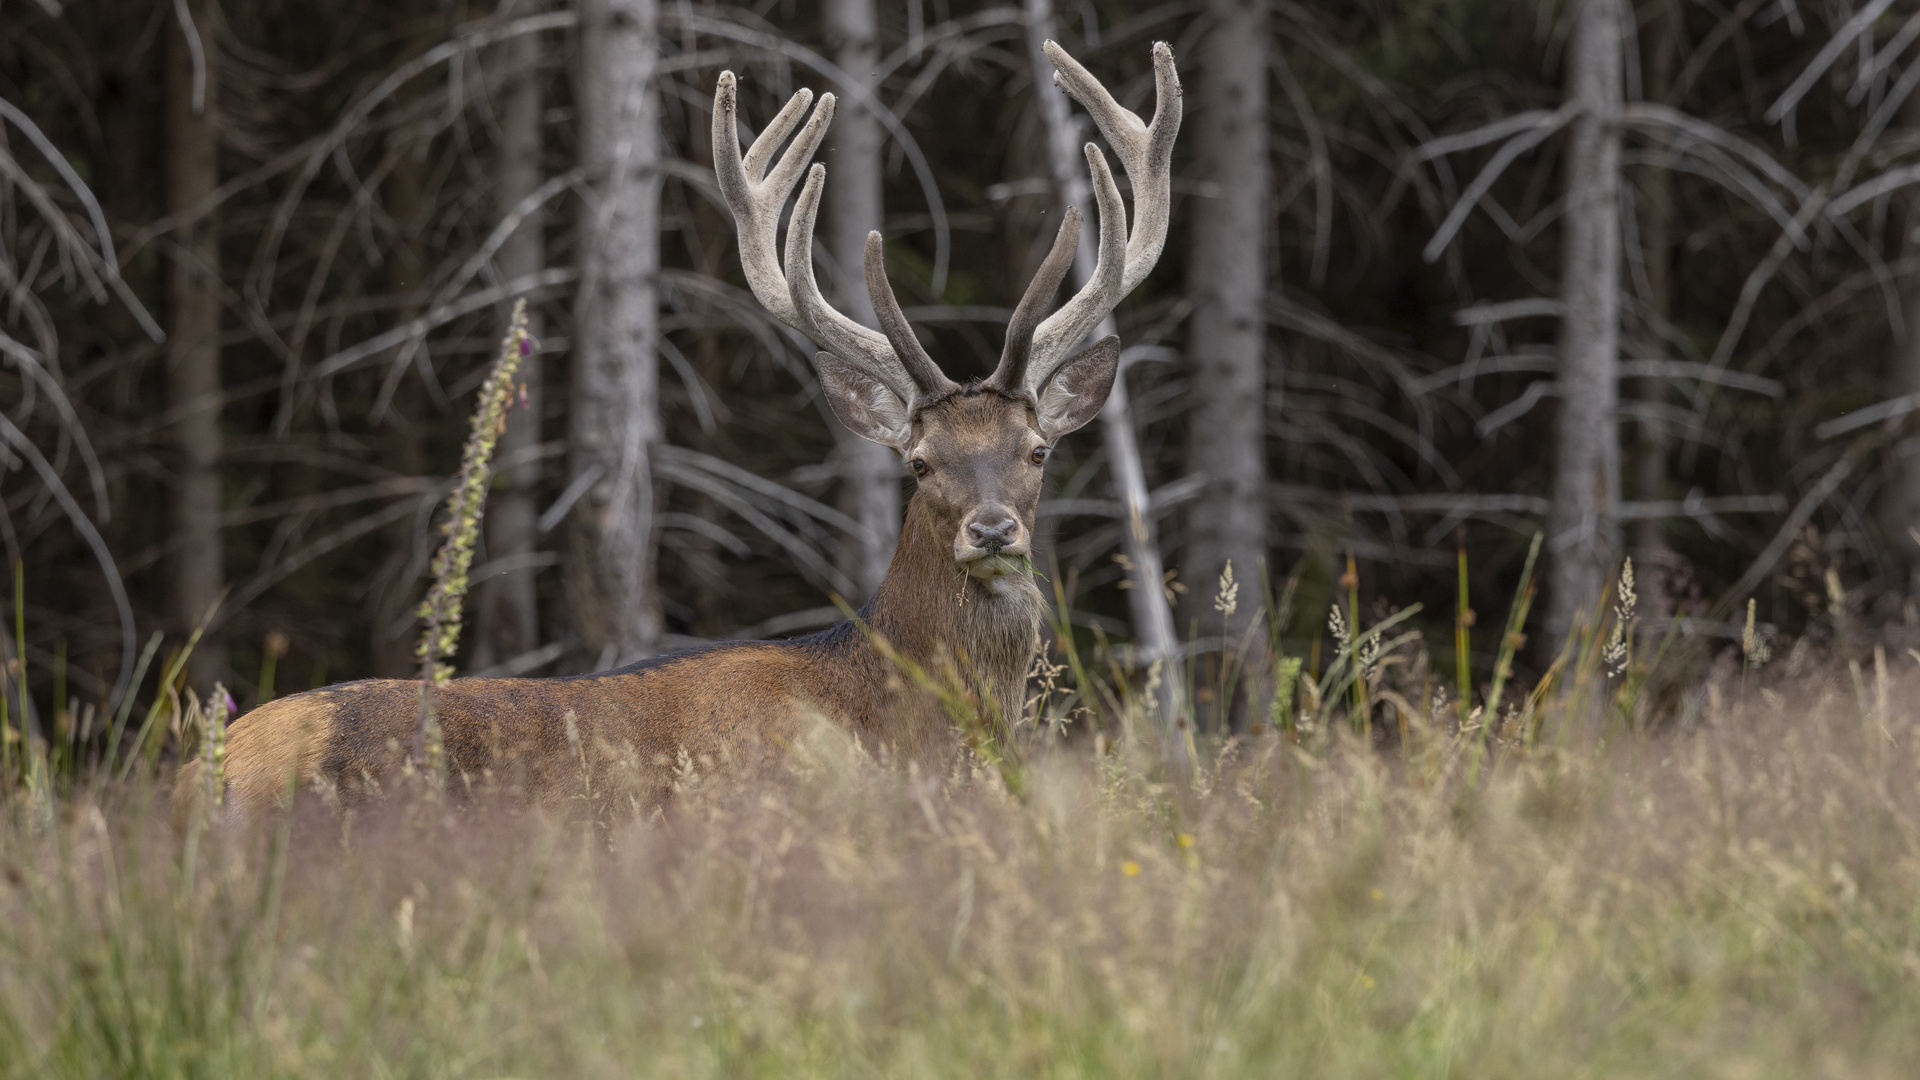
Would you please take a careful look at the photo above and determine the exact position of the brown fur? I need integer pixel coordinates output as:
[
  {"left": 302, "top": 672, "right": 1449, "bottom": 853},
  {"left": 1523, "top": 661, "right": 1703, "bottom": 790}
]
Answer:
[{"left": 200, "top": 388, "right": 1053, "bottom": 822}]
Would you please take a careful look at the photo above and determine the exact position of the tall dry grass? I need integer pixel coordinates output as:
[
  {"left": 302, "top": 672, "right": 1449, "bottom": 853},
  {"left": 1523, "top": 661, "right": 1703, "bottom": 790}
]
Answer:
[{"left": 2, "top": 662, "right": 1915, "bottom": 1077}]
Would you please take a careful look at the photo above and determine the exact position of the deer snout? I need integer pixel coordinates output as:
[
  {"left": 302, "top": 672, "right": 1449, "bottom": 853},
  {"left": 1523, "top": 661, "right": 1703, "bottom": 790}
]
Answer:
[{"left": 966, "top": 516, "right": 1021, "bottom": 554}]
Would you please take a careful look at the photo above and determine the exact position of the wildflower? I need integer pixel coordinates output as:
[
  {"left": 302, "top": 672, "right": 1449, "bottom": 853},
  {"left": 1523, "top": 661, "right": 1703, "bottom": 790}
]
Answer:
[
  {"left": 1359, "top": 974, "right": 1376, "bottom": 990},
  {"left": 1270, "top": 656, "right": 1302, "bottom": 730},
  {"left": 1743, "top": 597, "right": 1771, "bottom": 667},
  {"left": 416, "top": 299, "right": 531, "bottom": 688},
  {"left": 1358, "top": 633, "right": 1381, "bottom": 680},
  {"left": 1177, "top": 833, "right": 1195, "bottom": 849},
  {"left": 1212, "top": 561, "right": 1238, "bottom": 619},
  {"left": 1603, "top": 557, "right": 1635, "bottom": 676},
  {"left": 1121, "top": 860, "right": 1142, "bottom": 877},
  {"left": 199, "top": 682, "right": 231, "bottom": 810},
  {"left": 1329, "top": 600, "right": 1379, "bottom": 678}
]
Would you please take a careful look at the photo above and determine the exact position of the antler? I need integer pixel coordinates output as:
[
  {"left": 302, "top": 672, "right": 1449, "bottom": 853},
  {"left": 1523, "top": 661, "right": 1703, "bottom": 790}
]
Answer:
[
  {"left": 988, "top": 206, "right": 1081, "bottom": 394},
  {"left": 711, "top": 72, "right": 948, "bottom": 405},
  {"left": 712, "top": 42, "right": 1178, "bottom": 409},
  {"left": 1021, "top": 41, "right": 1183, "bottom": 394}
]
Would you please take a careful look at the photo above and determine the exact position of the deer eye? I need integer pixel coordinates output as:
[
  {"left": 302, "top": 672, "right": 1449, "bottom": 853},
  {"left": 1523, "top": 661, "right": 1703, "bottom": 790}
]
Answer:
[
  {"left": 909, "top": 457, "right": 929, "bottom": 477},
  {"left": 1029, "top": 445, "right": 1051, "bottom": 465}
]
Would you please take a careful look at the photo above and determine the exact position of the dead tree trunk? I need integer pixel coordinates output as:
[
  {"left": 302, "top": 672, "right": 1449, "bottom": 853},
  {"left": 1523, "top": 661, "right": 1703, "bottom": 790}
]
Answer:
[
  {"left": 473, "top": 17, "right": 547, "bottom": 672},
  {"left": 166, "top": 0, "right": 225, "bottom": 689},
  {"left": 823, "top": 0, "right": 900, "bottom": 603},
  {"left": 569, "top": 0, "right": 664, "bottom": 664},
  {"left": 1181, "top": 0, "right": 1268, "bottom": 727},
  {"left": 1024, "top": 0, "right": 1188, "bottom": 769},
  {"left": 1545, "top": 0, "right": 1624, "bottom": 651}
]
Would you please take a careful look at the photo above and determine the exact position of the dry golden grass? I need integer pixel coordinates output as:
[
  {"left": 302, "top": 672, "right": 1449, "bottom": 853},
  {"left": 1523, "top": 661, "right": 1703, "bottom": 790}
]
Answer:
[{"left": 2, "top": 660, "right": 1917, "bottom": 1078}]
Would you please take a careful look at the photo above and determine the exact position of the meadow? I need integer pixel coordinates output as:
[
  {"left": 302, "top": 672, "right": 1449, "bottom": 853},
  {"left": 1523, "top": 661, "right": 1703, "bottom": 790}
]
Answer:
[
  {"left": 0, "top": 308, "right": 1914, "bottom": 1078},
  {"left": 1, "top": 640, "right": 1916, "bottom": 1078}
]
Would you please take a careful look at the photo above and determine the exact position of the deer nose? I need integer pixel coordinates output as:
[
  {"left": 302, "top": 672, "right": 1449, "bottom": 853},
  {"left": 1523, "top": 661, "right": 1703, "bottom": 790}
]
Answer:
[{"left": 967, "top": 517, "right": 1020, "bottom": 553}]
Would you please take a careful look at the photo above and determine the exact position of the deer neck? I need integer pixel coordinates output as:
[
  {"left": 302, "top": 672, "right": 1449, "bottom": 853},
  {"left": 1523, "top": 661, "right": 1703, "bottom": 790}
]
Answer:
[{"left": 861, "top": 493, "right": 1044, "bottom": 712}]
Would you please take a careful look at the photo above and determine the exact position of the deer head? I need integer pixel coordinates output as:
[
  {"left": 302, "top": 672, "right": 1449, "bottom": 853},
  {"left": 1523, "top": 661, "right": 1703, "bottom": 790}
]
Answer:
[{"left": 713, "top": 42, "right": 1180, "bottom": 588}]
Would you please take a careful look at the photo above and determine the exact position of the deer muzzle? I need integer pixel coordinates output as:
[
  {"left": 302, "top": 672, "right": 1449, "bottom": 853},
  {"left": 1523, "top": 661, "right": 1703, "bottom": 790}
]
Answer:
[{"left": 954, "top": 512, "right": 1029, "bottom": 580}]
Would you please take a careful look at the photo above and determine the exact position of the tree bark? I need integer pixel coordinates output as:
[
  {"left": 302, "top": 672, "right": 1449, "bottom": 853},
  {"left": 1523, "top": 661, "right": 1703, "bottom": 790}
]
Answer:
[
  {"left": 569, "top": 0, "right": 663, "bottom": 664},
  {"left": 166, "top": 0, "right": 225, "bottom": 690},
  {"left": 1024, "top": 0, "right": 1188, "bottom": 769},
  {"left": 1545, "top": 0, "right": 1624, "bottom": 650},
  {"left": 1181, "top": 0, "right": 1268, "bottom": 725},
  {"left": 823, "top": 0, "right": 901, "bottom": 603},
  {"left": 473, "top": 18, "right": 547, "bottom": 671}
]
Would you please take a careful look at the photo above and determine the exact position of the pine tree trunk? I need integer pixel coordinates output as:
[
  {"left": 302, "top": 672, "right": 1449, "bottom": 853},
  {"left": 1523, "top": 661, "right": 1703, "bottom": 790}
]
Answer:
[
  {"left": 824, "top": 0, "right": 900, "bottom": 602},
  {"left": 1181, "top": 0, "right": 1268, "bottom": 727},
  {"left": 569, "top": 0, "right": 663, "bottom": 665},
  {"left": 473, "top": 20, "right": 547, "bottom": 671},
  {"left": 1545, "top": 0, "right": 1624, "bottom": 650},
  {"left": 166, "top": 0, "right": 225, "bottom": 690}
]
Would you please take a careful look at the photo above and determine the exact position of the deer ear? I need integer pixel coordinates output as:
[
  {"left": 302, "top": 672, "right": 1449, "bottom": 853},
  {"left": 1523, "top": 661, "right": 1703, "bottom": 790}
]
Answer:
[
  {"left": 1035, "top": 335, "right": 1120, "bottom": 440},
  {"left": 815, "top": 352, "right": 913, "bottom": 451}
]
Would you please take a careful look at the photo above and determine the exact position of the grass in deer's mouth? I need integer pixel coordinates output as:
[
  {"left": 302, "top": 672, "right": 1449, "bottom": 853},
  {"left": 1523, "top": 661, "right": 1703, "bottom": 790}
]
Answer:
[
  {"left": 4, "top": 676, "right": 1917, "bottom": 1078},
  {"left": 961, "top": 552, "right": 1028, "bottom": 582}
]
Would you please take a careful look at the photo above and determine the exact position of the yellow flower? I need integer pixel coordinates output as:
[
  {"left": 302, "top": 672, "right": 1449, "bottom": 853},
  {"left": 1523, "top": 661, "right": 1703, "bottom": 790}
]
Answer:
[
  {"left": 1177, "top": 833, "right": 1195, "bottom": 849},
  {"left": 1359, "top": 975, "right": 1376, "bottom": 990},
  {"left": 1370, "top": 888, "right": 1384, "bottom": 901},
  {"left": 1121, "top": 860, "right": 1142, "bottom": 877}
]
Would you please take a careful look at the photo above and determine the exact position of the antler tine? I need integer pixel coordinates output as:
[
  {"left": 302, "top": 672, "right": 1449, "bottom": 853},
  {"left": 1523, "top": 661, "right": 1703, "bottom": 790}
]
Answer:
[
  {"left": 784, "top": 165, "right": 923, "bottom": 403},
  {"left": 1025, "top": 42, "right": 1182, "bottom": 393},
  {"left": 712, "top": 72, "right": 834, "bottom": 330},
  {"left": 1026, "top": 144, "right": 1126, "bottom": 390},
  {"left": 741, "top": 84, "right": 814, "bottom": 183},
  {"left": 712, "top": 73, "right": 922, "bottom": 406},
  {"left": 866, "top": 232, "right": 958, "bottom": 396},
  {"left": 1045, "top": 40, "right": 1181, "bottom": 293},
  {"left": 989, "top": 206, "right": 1081, "bottom": 394}
]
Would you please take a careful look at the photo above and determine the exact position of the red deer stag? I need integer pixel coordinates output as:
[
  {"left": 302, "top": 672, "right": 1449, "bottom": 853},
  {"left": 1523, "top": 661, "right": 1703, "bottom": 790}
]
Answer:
[{"left": 191, "top": 42, "right": 1181, "bottom": 821}]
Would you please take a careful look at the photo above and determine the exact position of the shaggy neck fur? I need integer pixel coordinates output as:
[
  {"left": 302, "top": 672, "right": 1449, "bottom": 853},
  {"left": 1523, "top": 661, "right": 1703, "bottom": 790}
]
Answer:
[{"left": 860, "top": 492, "right": 1044, "bottom": 717}]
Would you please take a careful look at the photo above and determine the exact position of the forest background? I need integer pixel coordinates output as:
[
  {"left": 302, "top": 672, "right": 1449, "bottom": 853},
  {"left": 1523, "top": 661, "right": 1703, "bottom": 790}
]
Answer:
[{"left": 1, "top": 0, "right": 1914, "bottom": 731}]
